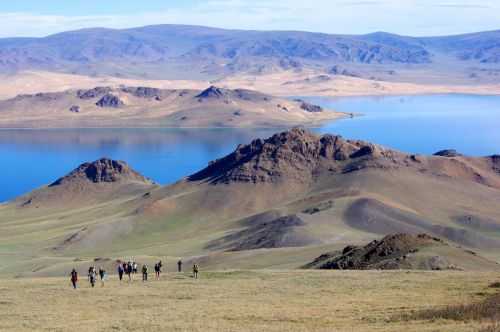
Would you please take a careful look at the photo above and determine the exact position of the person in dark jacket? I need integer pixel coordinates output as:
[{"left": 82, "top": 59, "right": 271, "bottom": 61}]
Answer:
[
  {"left": 88, "top": 267, "right": 96, "bottom": 288},
  {"left": 70, "top": 269, "right": 78, "bottom": 289},
  {"left": 127, "top": 261, "right": 133, "bottom": 282},
  {"left": 177, "top": 260, "right": 182, "bottom": 273},
  {"left": 154, "top": 263, "right": 160, "bottom": 280},
  {"left": 98, "top": 267, "right": 106, "bottom": 287},
  {"left": 142, "top": 265, "right": 148, "bottom": 282},
  {"left": 193, "top": 264, "right": 199, "bottom": 279},
  {"left": 118, "top": 264, "right": 124, "bottom": 282}
]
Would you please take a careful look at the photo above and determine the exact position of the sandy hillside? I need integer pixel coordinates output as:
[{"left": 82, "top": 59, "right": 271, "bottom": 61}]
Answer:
[
  {"left": 1, "top": 128, "right": 499, "bottom": 277},
  {"left": 1, "top": 70, "right": 500, "bottom": 103}
]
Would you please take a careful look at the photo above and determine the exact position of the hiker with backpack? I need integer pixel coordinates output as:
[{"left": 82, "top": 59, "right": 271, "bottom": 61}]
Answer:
[
  {"left": 193, "top": 263, "right": 199, "bottom": 279},
  {"left": 118, "top": 263, "right": 124, "bottom": 282},
  {"left": 70, "top": 269, "right": 78, "bottom": 289},
  {"left": 142, "top": 265, "right": 148, "bottom": 282},
  {"left": 98, "top": 267, "right": 106, "bottom": 287},
  {"left": 127, "top": 261, "right": 133, "bottom": 281},
  {"left": 154, "top": 262, "right": 162, "bottom": 280},
  {"left": 88, "top": 266, "right": 97, "bottom": 288}
]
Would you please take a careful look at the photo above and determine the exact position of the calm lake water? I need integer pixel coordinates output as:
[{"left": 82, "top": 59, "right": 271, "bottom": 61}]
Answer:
[{"left": 1, "top": 94, "right": 499, "bottom": 202}]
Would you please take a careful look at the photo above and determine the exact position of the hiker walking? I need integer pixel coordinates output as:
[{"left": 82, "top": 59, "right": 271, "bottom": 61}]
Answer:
[
  {"left": 118, "top": 263, "right": 124, "bottom": 282},
  {"left": 70, "top": 269, "right": 78, "bottom": 289},
  {"left": 98, "top": 267, "right": 106, "bottom": 287},
  {"left": 127, "top": 261, "right": 133, "bottom": 281},
  {"left": 87, "top": 266, "right": 93, "bottom": 281},
  {"left": 142, "top": 265, "right": 148, "bottom": 282},
  {"left": 177, "top": 259, "right": 182, "bottom": 273},
  {"left": 193, "top": 263, "right": 199, "bottom": 279},
  {"left": 88, "top": 266, "right": 97, "bottom": 288},
  {"left": 154, "top": 263, "right": 161, "bottom": 280},
  {"left": 133, "top": 261, "right": 138, "bottom": 274}
]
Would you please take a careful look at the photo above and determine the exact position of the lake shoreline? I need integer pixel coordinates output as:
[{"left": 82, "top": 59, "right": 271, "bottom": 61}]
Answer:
[{"left": 0, "top": 94, "right": 498, "bottom": 202}]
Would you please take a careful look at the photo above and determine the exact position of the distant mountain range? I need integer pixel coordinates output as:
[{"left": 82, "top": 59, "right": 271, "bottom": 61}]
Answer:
[{"left": 0, "top": 25, "right": 499, "bottom": 80}]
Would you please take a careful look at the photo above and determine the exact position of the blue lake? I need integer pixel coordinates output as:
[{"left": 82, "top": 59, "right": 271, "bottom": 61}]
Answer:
[{"left": 1, "top": 94, "right": 499, "bottom": 202}]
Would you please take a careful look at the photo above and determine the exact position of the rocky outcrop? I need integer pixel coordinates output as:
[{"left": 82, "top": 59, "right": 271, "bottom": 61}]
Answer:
[
  {"left": 77, "top": 87, "right": 112, "bottom": 100},
  {"left": 294, "top": 99, "right": 323, "bottom": 113},
  {"left": 196, "top": 86, "right": 226, "bottom": 99},
  {"left": 121, "top": 86, "right": 162, "bottom": 99},
  {"left": 434, "top": 149, "right": 462, "bottom": 157},
  {"left": 69, "top": 105, "right": 80, "bottom": 113},
  {"left": 49, "top": 158, "right": 153, "bottom": 187},
  {"left": 188, "top": 128, "right": 393, "bottom": 184},
  {"left": 490, "top": 155, "right": 500, "bottom": 173},
  {"left": 306, "top": 234, "right": 456, "bottom": 270},
  {"left": 95, "top": 94, "right": 125, "bottom": 108},
  {"left": 329, "top": 65, "right": 361, "bottom": 77}
]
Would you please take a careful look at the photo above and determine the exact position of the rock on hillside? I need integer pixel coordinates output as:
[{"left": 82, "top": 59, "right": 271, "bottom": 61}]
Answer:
[
  {"left": 95, "top": 94, "right": 125, "bottom": 108},
  {"left": 433, "top": 149, "right": 462, "bottom": 157},
  {"left": 77, "top": 87, "right": 112, "bottom": 100},
  {"left": 305, "top": 234, "right": 479, "bottom": 270},
  {"left": 120, "top": 86, "right": 163, "bottom": 99},
  {"left": 50, "top": 158, "right": 153, "bottom": 187},
  {"left": 196, "top": 86, "right": 227, "bottom": 99}
]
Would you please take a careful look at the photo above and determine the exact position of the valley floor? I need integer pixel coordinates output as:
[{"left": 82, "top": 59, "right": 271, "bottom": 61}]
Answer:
[{"left": 0, "top": 270, "right": 498, "bottom": 331}]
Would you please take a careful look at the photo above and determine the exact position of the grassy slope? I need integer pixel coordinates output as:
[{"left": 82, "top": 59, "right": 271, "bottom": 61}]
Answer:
[
  {"left": 2, "top": 167, "right": 500, "bottom": 277},
  {"left": 0, "top": 270, "right": 498, "bottom": 331}
]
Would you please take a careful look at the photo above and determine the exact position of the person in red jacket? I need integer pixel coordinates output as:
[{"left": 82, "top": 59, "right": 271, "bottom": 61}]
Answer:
[{"left": 70, "top": 269, "right": 78, "bottom": 289}]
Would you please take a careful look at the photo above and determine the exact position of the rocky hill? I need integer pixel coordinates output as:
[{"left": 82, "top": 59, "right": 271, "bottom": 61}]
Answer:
[
  {"left": 189, "top": 128, "right": 378, "bottom": 184},
  {"left": 1, "top": 128, "right": 500, "bottom": 275},
  {"left": 189, "top": 128, "right": 500, "bottom": 189},
  {"left": 15, "top": 158, "right": 156, "bottom": 209},
  {"left": 304, "top": 233, "right": 499, "bottom": 270},
  {"left": 49, "top": 158, "right": 153, "bottom": 187}
]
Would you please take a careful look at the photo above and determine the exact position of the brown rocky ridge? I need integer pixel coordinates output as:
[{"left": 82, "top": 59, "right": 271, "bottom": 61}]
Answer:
[
  {"left": 188, "top": 127, "right": 500, "bottom": 189},
  {"left": 49, "top": 158, "right": 153, "bottom": 187},
  {"left": 304, "top": 234, "right": 492, "bottom": 271}
]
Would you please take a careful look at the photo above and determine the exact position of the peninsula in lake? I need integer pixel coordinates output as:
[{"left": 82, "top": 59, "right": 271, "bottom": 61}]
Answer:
[{"left": 0, "top": 85, "right": 344, "bottom": 128}]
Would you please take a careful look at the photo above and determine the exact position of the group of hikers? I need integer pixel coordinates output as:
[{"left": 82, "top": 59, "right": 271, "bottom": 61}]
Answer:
[{"left": 70, "top": 259, "right": 199, "bottom": 289}]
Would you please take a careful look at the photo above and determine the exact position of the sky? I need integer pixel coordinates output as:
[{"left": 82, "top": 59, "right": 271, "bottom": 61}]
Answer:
[{"left": 0, "top": 0, "right": 499, "bottom": 38}]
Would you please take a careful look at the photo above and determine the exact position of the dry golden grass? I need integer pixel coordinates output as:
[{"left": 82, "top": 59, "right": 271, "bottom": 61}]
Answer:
[
  {"left": 399, "top": 292, "right": 500, "bottom": 329},
  {"left": 0, "top": 270, "right": 499, "bottom": 332}
]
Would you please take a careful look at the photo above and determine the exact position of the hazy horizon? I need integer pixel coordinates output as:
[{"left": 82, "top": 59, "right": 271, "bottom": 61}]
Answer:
[
  {"left": 1, "top": 0, "right": 500, "bottom": 38},
  {"left": 1, "top": 22, "right": 500, "bottom": 40}
]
